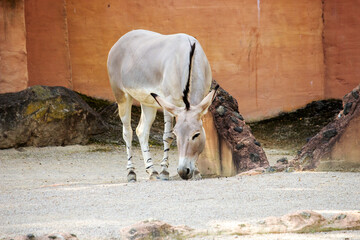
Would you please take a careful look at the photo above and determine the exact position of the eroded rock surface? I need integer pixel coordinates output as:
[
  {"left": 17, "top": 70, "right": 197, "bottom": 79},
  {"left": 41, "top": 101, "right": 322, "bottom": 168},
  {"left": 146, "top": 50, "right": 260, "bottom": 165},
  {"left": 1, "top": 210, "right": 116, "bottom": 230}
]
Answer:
[
  {"left": 292, "top": 85, "right": 360, "bottom": 171},
  {"left": 202, "top": 80, "right": 269, "bottom": 174},
  {"left": 0, "top": 86, "right": 105, "bottom": 149}
]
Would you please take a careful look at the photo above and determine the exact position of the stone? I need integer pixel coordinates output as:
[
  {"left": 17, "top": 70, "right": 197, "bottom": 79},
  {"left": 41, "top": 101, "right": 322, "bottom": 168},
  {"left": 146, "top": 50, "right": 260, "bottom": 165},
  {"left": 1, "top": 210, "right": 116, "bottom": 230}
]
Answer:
[
  {"left": 233, "top": 112, "right": 244, "bottom": 121},
  {"left": 216, "top": 105, "right": 226, "bottom": 116},
  {"left": 250, "top": 153, "right": 260, "bottom": 163},
  {"left": 0, "top": 86, "right": 106, "bottom": 149},
  {"left": 254, "top": 140, "right": 261, "bottom": 146},
  {"left": 292, "top": 84, "right": 360, "bottom": 171},
  {"left": 119, "top": 219, "right": 192, "bottom": 240},
  {"left": 343, "top": 102, "right": 353, "bottom": 115},
  {"left": 277, "top": 157, "right": 288, "bottom": 164},
  {"left": 265, "top": 166, "right": 277, "bottom": 173},
  {"left": 199, "top": 80, "right": 268, "bottom": 176},
  {"left": 235, "top": 143, "right": 245, "bottom": 150},
  {"left": 230, "top": 116, "right": 239, "bottom": 124},
  {"left": 352, "top": 90, "right": 359, "bottom": 99},
  {"left": 1, "top": 233, "right": 78, "bottom": 240},
  {"left": 234, "top": 126, "right": 243, "bottom": 133},
  {"left": 322, "top": 128, "right": 337, "bottom": 140}
]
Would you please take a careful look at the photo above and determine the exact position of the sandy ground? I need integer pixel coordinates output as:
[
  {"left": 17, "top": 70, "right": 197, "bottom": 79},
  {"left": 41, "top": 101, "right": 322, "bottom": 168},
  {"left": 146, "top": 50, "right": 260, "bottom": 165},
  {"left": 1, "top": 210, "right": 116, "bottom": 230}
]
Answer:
[{"left": 0, "top": 144, "right": 360, "bottom": 239}]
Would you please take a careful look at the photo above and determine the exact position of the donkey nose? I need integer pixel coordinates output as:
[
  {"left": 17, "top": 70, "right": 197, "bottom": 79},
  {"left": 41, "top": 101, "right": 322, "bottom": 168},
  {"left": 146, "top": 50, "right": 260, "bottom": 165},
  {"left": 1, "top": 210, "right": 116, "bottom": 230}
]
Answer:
[{"left": 177, "top": 167, "right": 192, "bottom": 180}]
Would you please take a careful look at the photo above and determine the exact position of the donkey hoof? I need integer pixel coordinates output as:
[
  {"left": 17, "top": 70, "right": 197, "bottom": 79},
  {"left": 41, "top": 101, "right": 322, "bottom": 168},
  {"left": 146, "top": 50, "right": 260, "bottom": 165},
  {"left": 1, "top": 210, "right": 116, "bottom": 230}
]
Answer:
[
  {"left": 160, "top": 170, "right": 170, "bottom": 181},
  {"left": 127, "top": 170, "right": 137, "bottom": 182},
  {"left": 149, "top": 170, "right": 159, "bottom": 180}
]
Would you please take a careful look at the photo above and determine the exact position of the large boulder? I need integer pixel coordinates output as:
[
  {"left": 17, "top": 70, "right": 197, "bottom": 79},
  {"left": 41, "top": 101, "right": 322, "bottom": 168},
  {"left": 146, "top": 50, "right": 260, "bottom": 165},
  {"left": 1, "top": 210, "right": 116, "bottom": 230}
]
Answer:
[
  {"left": 0, "top": 85, "right": 105, "bottom": 149},
  {"left": 292, "top": 84, "right": 360, "bottom": 171},
  {"left": 198, "top": 80, "right": 269, "bottom": 176}
]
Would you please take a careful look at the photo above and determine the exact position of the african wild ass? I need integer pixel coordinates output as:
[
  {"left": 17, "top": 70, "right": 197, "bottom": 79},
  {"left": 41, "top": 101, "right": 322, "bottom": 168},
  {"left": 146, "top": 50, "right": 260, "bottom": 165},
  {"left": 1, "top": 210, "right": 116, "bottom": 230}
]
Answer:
[{"left": 107, "top": 30, "right": 217, "bottom": 181}]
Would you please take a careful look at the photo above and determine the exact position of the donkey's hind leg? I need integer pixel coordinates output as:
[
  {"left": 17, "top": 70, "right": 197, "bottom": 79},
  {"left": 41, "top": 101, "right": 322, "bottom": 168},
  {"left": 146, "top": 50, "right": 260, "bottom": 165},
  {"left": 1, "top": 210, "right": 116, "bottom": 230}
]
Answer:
[
  {"left": 136, "top": 104, "right": 159, "bottom": 180},
  {"left": 117, "top": 93, "right": 136, "bottom": 182}
]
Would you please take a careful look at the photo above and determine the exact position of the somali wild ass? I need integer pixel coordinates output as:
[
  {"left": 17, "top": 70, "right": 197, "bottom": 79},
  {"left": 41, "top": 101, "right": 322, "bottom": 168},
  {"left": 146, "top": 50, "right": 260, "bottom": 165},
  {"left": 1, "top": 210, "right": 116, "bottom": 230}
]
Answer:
[{"left": 107, "top": 30, "right": 217, "bottom": 181}]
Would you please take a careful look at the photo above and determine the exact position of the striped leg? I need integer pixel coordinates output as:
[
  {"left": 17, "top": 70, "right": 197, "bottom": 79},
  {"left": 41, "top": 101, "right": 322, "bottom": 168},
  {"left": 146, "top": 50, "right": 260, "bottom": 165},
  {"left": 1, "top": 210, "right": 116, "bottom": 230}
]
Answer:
[
  {"left": 117, "top": 95, "right": 136, "bottom": 182},
  {"left": 136, "top": 104, "right": 158, "bottom": 180},
  {"left": 160, "top": 111, "right": 174, "bottom": 180}
]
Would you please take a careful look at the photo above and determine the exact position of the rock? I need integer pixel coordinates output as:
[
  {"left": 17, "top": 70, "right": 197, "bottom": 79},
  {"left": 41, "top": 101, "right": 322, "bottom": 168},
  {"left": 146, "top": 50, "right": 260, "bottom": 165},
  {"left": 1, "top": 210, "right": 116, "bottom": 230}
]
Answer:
[
  {"left": 324, "top": 212, "right": 360, "bottom": 230},
  {"left": 0, "top": 86, "right": 106, "bottom": 149},
  {"left": 343, "top": 102, "right": 353, "bottom": 115},
  {"left": 235, "top": 143, "right": 245, "bottom": 150},
  {"left": 277, "top": 157, "right": 288, "bottom": 164},
  {"left": 119, "top": 219, "right": 192, "bottom": 240},
  {"left": 322, "top": 128, "right": 337, "bottom": 140},
  {"left": 234, "top": 126, "right": 243, "bottom": 133},
  {"left": 250, "top": 153, "right": 260, "bottom": 163},
  {"left": 265, "top": 166, "right": 277, "bottom": 173},
  {"left": 230, "top": 116, "right": 239, "bottom": 124},
  {"left": 2, "top": 233, "right": 78, "bottom": 240},
  {"left": 254, "top": 140, "right": 261, "bottom": 146},
  {"left": 292, "top": 84, "right": 360, "bottom": 171},
  {"left": 233, "top": 112, "right": 244, "bottom": 121},
  {"left": 216, "top": 105, "right": 226, "bottom": 116},
  {"left": 200, "top": 80, "right": 268, "bottom": 175},
  {"left": 352, "top": 90, "right": 359, "bottom": 99}
]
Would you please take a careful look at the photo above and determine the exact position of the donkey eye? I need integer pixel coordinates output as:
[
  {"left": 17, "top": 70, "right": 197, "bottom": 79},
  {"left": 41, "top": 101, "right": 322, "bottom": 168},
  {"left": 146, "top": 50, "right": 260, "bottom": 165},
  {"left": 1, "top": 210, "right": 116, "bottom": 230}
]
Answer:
[{"left": 192, "top": 132, "right": 200, "bottom": 140}]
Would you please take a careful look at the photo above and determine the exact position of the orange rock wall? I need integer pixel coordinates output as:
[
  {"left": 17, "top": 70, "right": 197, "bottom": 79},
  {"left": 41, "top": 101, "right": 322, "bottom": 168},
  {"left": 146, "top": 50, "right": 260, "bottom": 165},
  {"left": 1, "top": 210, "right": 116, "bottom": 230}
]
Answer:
[
  {"left": 64, "top": 0, "right": 325, "bottom": 121},
  {"left": 0, "top": 0, "right": 28, "bottom": 93},
  {"left": 323, "top": 0, "right": 360, "bottom": 99},
  {"left": 25, "top": 0, "right": 72, "bottom": 89},
  {"left": 1, "top": 0, "right": 360, "bottom": 120}
]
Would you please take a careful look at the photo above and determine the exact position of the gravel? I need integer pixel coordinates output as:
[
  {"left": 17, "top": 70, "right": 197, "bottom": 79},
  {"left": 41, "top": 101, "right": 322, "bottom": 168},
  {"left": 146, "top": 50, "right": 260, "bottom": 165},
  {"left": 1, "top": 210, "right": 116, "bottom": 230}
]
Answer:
[{"left": 0, "top": 145, "right": 359, "bottom": 239}]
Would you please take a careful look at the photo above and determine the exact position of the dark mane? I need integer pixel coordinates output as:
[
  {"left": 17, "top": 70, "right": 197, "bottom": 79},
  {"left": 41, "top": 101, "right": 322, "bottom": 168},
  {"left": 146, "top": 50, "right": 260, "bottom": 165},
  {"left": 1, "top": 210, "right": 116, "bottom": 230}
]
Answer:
[{"left": 183, "top": 42, "right": 196, "bottom": 110}]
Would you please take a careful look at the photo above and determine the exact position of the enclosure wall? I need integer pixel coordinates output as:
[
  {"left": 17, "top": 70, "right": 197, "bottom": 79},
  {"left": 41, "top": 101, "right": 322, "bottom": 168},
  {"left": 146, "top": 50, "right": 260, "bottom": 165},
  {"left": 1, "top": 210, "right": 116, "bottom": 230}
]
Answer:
[
  {"left": 0, "top": 0, "right": 28, "bottom": 94},
  {"left": 1, "top": 0, "right": 360, "bottom": 120},
  {"left": 323, "top": 0, "right": 360, "bottom": 99}
]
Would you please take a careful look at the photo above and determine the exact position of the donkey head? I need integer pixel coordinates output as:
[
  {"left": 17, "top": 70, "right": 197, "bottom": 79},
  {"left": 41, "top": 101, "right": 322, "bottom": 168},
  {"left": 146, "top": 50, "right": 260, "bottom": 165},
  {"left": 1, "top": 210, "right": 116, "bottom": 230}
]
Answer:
[{"left": 151, "top": 86, "right": 218, "bottom": 180}]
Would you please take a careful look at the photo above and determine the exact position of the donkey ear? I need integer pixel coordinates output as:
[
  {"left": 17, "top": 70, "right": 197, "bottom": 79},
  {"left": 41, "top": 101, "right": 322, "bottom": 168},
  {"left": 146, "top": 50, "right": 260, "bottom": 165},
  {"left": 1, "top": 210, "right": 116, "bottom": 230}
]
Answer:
[
  {"left": 151, "top": 93, "right": 182, "bottom": 116},
  {"left": 195, "top": 86, "right": 218, "bottom": 116}
]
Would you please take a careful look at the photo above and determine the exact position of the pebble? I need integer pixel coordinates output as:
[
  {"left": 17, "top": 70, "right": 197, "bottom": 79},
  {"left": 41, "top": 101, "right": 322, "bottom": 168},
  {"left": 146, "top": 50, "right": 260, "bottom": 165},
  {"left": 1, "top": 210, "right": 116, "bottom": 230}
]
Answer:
[
  {"left": 233, "top": 112, "right": 244, "bottom": 121},
  {"left": 323, "top": 128, "right": 337, "bottom": 140},
  {"left": 236, "top": 143, "right": 245, "bottom": 150},
  {"left": 351, "top": 90, "right": 359, "bottom": 99},
  {"left": 230, "top": 116, "right": 239, "bottom": 124},
  {"left": 250, "top": 153, "right": 260, "bottom": 162},
  {"left": 343, "top": 102, "right": 353, "bottom": 115},
  {"left": 234, "top": 126, "right": 243, "bottom": 133},
  {"left": 216, "top": 106, "right": 226, "bottom": 116},
  {"left": 277, "top": 157, "right": 288, "bottom": 164},
  {"left": 254, "top": 140, "right": 261, "bottom": 146}
]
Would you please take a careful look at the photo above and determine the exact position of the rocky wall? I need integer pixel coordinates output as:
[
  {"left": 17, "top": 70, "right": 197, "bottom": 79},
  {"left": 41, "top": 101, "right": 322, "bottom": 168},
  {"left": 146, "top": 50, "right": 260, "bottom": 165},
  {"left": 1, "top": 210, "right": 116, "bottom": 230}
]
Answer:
[
  {"left": 25, "top": 0, "right": 73, "bottom": 89},
  {"left": 64, "top": 0, "right": 325, "bottom": 120},
  {"left": 0, "top": 0, "right": 28, "bottom": 93},
  {"left": 323, "top": 0, "right": 360, "bottom": 99},
  {"left": 2, "top": 0, "right": 360, "bottom": 121}
]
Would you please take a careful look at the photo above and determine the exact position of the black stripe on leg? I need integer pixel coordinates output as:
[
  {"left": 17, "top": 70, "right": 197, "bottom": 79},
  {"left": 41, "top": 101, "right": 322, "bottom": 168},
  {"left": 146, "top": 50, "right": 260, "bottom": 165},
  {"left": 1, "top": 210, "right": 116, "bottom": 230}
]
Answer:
[
  {"left": 146, "top": 158, "right": 152, "bottom": 163},
  {"left": 164, "top": 148, "right": 170, "bottom": 152},
  {"left": 146, "top": 164, "right": 153, "bottom": 169}
]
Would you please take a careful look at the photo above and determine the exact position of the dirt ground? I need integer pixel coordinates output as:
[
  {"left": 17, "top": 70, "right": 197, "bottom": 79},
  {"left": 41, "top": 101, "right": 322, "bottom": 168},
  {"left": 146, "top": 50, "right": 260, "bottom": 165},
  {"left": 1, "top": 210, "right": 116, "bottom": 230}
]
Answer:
[{"left": 0, "top": 145, "right": 360, "bottom": 239}]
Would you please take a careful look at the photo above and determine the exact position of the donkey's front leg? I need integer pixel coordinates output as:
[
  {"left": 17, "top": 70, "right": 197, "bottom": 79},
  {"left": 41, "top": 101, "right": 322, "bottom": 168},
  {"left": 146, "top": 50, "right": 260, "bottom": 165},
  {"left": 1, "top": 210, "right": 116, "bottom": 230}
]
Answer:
[
  {"left": 136, "top": 105, "right": 159, "bottom": 180},
  {"left": 160, "top": 111, "right": 174, "bottom": 180}
]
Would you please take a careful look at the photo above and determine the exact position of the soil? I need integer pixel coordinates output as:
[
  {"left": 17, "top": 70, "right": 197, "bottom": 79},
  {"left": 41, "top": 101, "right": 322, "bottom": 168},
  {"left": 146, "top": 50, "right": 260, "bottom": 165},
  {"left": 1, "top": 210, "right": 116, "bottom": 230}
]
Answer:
[
  {"left": 1, "top": 144, "right": 359, "bottom": 239},
  {"left": 248, "top": 99, "right": 343, "bottom": 152}
]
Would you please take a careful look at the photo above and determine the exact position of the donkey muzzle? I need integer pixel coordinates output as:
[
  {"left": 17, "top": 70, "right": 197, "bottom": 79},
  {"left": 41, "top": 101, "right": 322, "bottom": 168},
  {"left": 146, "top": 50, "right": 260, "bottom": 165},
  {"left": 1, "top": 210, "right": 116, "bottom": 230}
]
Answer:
[{"left": 177, "top": 167, "right": 193, "bottom": 180}]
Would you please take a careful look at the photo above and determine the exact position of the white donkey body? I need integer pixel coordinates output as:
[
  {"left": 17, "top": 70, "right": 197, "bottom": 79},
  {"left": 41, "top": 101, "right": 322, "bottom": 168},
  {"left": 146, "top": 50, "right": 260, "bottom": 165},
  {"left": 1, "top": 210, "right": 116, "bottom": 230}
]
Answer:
[{"left": 107, "top": 30, "right": 215, "bottom": 181}]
